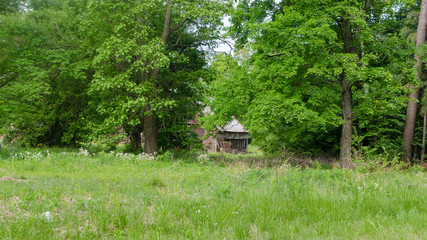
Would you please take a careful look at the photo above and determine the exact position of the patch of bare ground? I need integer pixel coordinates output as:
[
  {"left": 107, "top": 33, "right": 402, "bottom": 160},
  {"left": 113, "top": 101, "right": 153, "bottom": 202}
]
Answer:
[
  {"left": 0, "top": 196, "right": 31, "bottom": 222},
  {"left": 0, "top": 176, "right": 28, "bottom": 182}
]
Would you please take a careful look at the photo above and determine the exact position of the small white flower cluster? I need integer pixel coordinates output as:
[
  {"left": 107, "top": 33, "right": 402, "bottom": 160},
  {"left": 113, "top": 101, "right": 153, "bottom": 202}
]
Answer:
[
  {"left": 135, "top": 152, "right": 156, "bottom": 161},
  {"left": 78, "top": 147, "right": 90, "bottom": 157},
  {"left": 197, "top": 154, "right": 209, "bottom": 163},
  {"left": 112, "top": 152, "right": 131, "bottom": 159},
  {"left": 110, "top": 152, "right": 156, "bottom": 161},
  {"left": 12, "top": 151, "right": 44, "bottom": 161}
]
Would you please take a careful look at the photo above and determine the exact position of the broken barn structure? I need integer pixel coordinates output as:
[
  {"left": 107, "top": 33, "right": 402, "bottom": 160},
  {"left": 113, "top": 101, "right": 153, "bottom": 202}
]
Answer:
[
  {"left": 188, "top": 116, "right": 249, "bottom": 154},
  {"left": 216, "top": 117, "right": 249, "bottom": 153}
]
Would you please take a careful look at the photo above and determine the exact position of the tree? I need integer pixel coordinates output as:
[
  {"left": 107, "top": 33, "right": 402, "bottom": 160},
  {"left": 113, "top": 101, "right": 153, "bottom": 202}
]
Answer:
[
  {"left": 0, "top": 0, "right": 91, "bottom": 146},
  {"left": 207, "top": 0, "right": 415, "bottom": 167},
  {"left": 82, "top": 0, "right": 229, "bottom": 153},
  {"left": 0, "top": 0, "right": 91, "bottom": 145},
  {"left": 403, "top": 0, "right": 427, "bottom": 162},
  {"left": 0, "top": 0, "right": 25, "bottom": 14}
]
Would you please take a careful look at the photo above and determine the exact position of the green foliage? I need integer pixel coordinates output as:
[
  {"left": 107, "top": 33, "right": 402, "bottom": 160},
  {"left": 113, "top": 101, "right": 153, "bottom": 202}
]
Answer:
[
  {"left": 0, "top": 0, "right": 91, "bottom": 146},
  {"left": 0, "top": 0, "right": 25, "bottom": 13},
  {"left": 352, "top": 34, "right": 415, "bottom": 153},
  {"left": 81, "top": 0, "right": 229, "bottom": 151},
  {"left": 0, "top": 0, "right": 229, "bottom": 152},
  {"left": 0, "top": 0, "right": 424, "bottom": 161},
  {"left": 206, "top": 0, "right": 417, "bottom": 157}
]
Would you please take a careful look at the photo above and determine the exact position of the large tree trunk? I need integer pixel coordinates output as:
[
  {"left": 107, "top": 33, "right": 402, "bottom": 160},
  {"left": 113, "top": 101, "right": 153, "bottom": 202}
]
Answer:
[
  {"left": 142, "top": 0, "right": 173, "bottom": 154},
  {"left": 403, "top": 0, "right": 427, "bottom": 162},
  {"left": 403, "top": 88, "right": 421, "bottom": 161},
  {"left": 339, "top": 16, "right": 357, "bottom": 169},
  {"left": 144, "top": 114, "right": 158, "bottom": 154},
  {"left": 340, "top": 75, "right": 354, "bottom": 169}
]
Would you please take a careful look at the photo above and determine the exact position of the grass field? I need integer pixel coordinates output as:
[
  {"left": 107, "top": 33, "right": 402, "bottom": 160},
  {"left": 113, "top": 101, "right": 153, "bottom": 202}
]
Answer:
[{"left": 0, "top": 148, "right": 426, "bottom": 239}]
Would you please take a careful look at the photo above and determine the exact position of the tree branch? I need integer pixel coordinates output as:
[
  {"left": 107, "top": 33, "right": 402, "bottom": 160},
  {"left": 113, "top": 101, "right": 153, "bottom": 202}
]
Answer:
[
  {"left": 171, "top": 18, "right": 189, "bottom": 34},
  {"left": 218, "top": 38, "right": 234, "bottom": 52},
  {"left": 173, "top": 33, "right": 183, "bottom": 47},
  {"left": 321, "top": 80, "right": 341, "bottom": 90},
  {"left": 168, "top": 39, "right": 210, "bottom": 49},
  {"left": 161, "top": 0, "right": 173, "bottom": 42},
  {"left": 364, "top": 0, "right": 371, "bottom": 10}
]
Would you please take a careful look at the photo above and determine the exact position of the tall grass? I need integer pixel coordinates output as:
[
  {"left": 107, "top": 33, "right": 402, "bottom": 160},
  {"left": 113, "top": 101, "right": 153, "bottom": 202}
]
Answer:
[{"left": 0, "top": 148, "right": 425, "bottom": 239}]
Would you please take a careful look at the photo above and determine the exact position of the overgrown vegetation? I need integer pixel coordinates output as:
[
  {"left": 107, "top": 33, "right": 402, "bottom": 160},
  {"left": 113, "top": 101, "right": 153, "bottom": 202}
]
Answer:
[
  {"left": 0, "top": 148, "right": 425, "bottom": 239},
  {"left": 2, "top": 0, "right": 427, "bottom": 237},
  {"left": 3, "top": 0, "right": 427, "bottom": 166}
]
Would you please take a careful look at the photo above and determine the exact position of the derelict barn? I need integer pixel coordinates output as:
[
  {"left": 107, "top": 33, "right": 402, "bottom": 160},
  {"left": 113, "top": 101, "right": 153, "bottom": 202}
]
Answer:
[
  {"left": 188, "top": 116, "right": 249, "bottom": 154},
  {"left": 216, "top": 117, "right": 249, "bottom": 153}
]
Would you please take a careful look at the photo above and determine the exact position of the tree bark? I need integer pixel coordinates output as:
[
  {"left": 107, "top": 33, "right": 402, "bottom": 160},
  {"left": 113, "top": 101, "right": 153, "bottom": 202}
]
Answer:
[
  {"left": 403, "top": 88, "right": 421, "bottom": 161},
  {"left": 403, "top": 0, "right": 427, "bottom": 162},
  {"left": 340, "top": 74, "right": 354, "bottom": 169},
  {"left": 142, "top": 0, "right": 173, "bottom": 154},
  {"left": 422, "top": 107, "right": 427, "bottom": 164},
  {"left": 338, "top": 17, "right": 356, "bottom": 169},
  {"left": 144, "top": 114, "right": 158, "bottom": 154},
  {"left": 132, "top": 125, "right": 142, "bottom": 153}
]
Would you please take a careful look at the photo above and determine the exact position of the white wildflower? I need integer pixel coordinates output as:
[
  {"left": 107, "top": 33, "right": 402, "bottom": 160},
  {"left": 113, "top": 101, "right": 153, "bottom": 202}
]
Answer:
[
  {"left": 197, "top": 154, "right": 209, "bottom": 163},
  {"left": 136, "top": 152, "right": 156, "bottom": 161},
  {"left": 78, "top": 147, "right": 90, "bottom": 157},
  {"left": 12, "top": 151, "right": 43, "bottom": 161}
]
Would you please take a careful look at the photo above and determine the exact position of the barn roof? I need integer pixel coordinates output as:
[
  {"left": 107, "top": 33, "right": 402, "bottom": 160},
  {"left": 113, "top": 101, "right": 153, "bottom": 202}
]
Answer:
[
  {"left": 218, "top": 117, "right": 248, "bottom": 133},
  {"left": 187, "top": 105, "right": 248, "bottom": 133}
]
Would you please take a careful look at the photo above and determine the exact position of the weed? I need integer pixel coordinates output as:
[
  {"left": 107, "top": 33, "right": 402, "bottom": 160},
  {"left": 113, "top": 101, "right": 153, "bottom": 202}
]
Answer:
[{"left": 0, "top": 148, "right": 425, "bottom": 239}]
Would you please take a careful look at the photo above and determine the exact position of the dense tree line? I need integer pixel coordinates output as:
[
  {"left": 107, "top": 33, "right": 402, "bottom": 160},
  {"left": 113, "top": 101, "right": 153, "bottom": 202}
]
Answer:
[
  {"left": 0, "top": 0, "right": 228, "bottom": 153},
  {"left": 1, "top": 0, "right": 427, "bottom": 167},
  {"left": 204, "top": 0, "right": 427, "bottom": 167}
]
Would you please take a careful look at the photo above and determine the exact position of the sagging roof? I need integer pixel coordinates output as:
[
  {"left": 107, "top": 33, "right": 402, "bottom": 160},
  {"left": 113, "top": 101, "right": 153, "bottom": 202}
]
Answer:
[{"left": 217, "top": 117, "right": 248, "bottom": 133}]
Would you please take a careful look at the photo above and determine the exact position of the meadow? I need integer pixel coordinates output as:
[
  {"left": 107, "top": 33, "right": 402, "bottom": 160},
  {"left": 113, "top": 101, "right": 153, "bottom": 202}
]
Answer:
[{"left": 0, "top": 147, "right": 426, "bottom": 239}]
